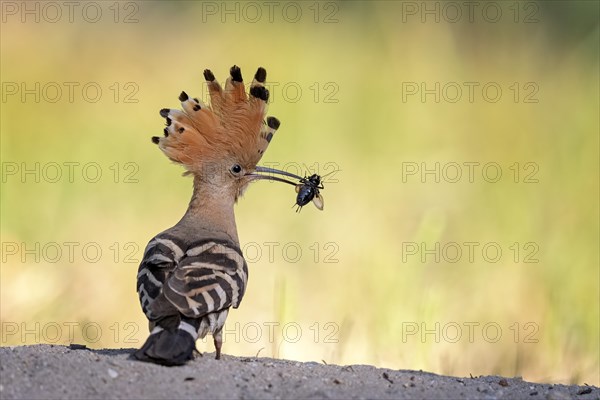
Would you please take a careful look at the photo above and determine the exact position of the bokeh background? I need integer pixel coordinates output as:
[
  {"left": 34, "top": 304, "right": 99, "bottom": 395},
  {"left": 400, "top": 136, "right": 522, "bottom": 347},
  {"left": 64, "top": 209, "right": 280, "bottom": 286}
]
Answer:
[{"left": 1, "top": 0, "right": 598, "bottom": 385}]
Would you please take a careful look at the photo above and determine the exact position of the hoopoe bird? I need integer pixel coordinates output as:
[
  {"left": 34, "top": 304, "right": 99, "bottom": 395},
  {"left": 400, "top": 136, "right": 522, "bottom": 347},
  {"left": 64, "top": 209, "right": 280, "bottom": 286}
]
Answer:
[{"left": 134, "top": 65, "right": 300, "bottom": 366}]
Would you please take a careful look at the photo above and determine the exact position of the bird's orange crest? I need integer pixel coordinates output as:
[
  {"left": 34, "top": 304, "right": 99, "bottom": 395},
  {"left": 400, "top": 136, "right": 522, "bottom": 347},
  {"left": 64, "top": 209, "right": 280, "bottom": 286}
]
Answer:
[{"left": 152, "top": 66, "right": 280, "bottom": 175}]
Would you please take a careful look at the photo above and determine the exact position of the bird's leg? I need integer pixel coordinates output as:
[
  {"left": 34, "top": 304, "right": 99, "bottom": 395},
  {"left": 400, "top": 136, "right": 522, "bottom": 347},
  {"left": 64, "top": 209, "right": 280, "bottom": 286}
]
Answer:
[{"left": 214, "top": 330, "right": 223, "bottom": 360}]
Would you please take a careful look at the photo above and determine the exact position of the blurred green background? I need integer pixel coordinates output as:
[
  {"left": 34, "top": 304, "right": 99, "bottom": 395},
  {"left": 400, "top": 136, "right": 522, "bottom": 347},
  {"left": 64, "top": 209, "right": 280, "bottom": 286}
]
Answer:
[{"left": 1, "top": 0, "right": 598, "bottom": 385}]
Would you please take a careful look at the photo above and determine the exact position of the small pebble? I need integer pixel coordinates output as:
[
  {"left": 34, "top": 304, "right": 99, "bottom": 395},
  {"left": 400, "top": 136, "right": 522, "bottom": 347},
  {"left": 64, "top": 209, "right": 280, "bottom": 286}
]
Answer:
[
  {"left": 477, "top": 385, "right": 489, "bottom": 393},
  {"left": 499, "top": 379, "right": 509, "bottom": 387},
  {"left": 107, "top": 369, "right": 118, "bottom": 379},
  {"left": 577, "top": 387, "right": 592, "bottom": 395}
]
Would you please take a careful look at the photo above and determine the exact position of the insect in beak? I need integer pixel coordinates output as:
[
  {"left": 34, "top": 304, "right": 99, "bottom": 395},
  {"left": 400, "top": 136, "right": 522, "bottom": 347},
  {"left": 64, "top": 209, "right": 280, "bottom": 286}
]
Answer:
[
  {"left": 248, "top": 166, "right": 329, "bottom": 212},
  {"left": 294, "top": 173, "right": 325, "bottom": 212}
]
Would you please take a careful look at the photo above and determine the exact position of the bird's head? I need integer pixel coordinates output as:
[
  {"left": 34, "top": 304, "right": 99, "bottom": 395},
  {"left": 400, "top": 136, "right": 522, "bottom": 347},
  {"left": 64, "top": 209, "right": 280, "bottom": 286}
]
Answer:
[{"left": 152, "top": 66, "right": 299, "bottom": 203}]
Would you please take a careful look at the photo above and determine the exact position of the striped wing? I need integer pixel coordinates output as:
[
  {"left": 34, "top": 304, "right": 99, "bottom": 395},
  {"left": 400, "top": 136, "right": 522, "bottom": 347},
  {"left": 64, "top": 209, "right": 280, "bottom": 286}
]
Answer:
[
  {"left": 137, "top": 236, "right": 248, "bottom": 321},
  {"left": 137, "top": 235, "right": 186, "bottom": 319}
]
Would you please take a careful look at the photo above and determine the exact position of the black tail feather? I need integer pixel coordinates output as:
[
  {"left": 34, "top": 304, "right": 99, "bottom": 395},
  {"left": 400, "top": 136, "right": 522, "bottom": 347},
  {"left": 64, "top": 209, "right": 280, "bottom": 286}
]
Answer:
[{"left": 134, "top": 328, "right": 196, "bottom": 366}]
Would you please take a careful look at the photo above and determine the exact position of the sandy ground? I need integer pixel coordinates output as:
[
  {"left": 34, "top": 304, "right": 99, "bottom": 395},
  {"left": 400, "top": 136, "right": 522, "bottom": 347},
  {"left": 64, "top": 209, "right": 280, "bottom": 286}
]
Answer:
[{"left": 0, "top": 345, "right": 598, "bottom": 400}]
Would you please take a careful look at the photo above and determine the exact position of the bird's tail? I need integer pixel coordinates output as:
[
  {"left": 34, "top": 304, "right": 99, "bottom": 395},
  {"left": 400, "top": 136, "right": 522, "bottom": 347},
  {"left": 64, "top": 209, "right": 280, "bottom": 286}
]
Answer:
[{"left": 133, "top": 316, "right": 199, "bottom": 366}]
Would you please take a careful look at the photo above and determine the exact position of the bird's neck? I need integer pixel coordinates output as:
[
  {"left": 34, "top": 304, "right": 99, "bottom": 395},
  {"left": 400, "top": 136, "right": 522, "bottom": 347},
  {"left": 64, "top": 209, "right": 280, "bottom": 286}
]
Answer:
[{"left": 177, "top": 176, "right": 240, "bottom": 246}]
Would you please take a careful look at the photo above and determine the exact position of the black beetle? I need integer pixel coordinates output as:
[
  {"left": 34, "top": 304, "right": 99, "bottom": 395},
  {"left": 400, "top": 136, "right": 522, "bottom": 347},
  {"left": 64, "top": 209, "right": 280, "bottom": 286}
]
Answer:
[{"left": 295, "top": 174, "right": 324, "bottom": 212}]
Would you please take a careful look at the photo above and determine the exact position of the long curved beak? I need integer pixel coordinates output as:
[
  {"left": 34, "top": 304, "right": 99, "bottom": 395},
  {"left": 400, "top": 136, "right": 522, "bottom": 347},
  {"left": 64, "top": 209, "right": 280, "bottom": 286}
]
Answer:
[{"left": 245, "top": 165, "right": 303, "bottom": 187}]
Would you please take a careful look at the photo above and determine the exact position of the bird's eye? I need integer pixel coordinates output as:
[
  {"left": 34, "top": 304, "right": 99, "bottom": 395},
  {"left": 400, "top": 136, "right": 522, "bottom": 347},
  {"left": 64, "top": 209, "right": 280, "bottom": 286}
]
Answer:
[{"left": 231, "top": 164, "right": 242, "bottom": 175}]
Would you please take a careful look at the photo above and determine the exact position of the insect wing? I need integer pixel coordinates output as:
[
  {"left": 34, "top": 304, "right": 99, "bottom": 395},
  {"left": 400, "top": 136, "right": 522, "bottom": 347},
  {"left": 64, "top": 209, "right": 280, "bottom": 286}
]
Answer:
[{"left": 313, "top": 192, "right": 324, "bottom": 210}]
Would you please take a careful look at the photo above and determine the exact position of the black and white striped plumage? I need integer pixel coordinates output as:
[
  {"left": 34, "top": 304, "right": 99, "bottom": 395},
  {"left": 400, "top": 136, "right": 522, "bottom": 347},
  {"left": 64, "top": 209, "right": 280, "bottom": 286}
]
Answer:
[{"left": 135, "top": 234, "right": 247, "bottom": 365}]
